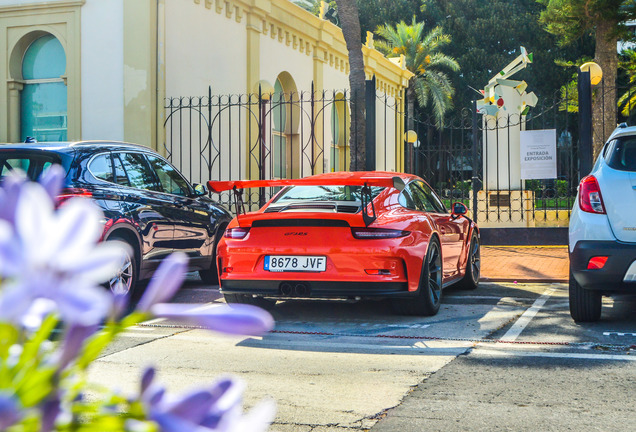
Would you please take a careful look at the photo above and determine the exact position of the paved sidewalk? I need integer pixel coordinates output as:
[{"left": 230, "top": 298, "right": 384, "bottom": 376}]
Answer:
[{"left": 480, "top": 246, "right": 569, "bottom": 283}]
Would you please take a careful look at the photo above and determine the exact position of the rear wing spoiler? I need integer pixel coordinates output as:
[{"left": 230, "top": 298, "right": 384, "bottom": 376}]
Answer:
[
  {"left": 207, "top": 175, "right": 406, "bottom": 227},
  {"left": 207, "top": 176, "right": 405, "bottom": 193}
]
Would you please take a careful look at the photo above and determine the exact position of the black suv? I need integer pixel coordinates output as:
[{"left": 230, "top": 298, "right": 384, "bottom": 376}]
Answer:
[{"left": 0, "top": 141, "right": 232, "bottom": 294}]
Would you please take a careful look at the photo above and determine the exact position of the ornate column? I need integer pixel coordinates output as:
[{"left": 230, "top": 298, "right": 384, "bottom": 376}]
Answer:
[{"left": 7, "top": 81, "right": 23, "bottom": 142}]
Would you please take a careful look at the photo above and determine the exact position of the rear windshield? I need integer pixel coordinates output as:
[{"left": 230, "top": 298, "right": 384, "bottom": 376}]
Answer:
[
  {"left": 272, "top": 185, "right": 385, "bottom": 203},
  {"left": 0, "top": 151, "right": 64, "bottom": 181},
  {"left": 607, "top": 136, "right": 636, "bottom": 172}
]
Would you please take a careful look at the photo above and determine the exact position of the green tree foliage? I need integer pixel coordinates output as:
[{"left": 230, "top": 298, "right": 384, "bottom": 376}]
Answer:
[
  {"left": 618, "top": 49, "right": 636, "bottom": 117},
  {"left": 375, "top": 19, "right": 460, "bottom": 127},
  {"left": 357, "top": 0, "right": 423, "bottom": 36},
  {"left": 536, "top": 0, "right": 636, "bottom": 156},
  {"left": 293, "top": 0, "right": 339, "bottom": 24},
  {"left": 420, "top": 0, "right": 593, "bottom": 113}
]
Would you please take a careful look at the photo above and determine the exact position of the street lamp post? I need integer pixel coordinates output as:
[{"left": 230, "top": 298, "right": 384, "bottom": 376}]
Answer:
[
  {"left": 577, "top": 62, "right": 602, "bottom": 177},
  {"left": 404, "top": 130, "right": 418, "bottom": 174}
]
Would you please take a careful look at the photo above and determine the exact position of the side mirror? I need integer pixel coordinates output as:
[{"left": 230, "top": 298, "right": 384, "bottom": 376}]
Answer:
[
  {"left": 452, "top": 202, "right": 467, "bottom": 217},
  {"left": 193, "top": 183, "right": 207, "bottom": 197}
]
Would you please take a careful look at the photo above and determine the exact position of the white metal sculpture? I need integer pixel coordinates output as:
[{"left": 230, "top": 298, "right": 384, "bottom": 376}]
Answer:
[{"left": 477, "top": 46, "right": 538, "bottom": 191}]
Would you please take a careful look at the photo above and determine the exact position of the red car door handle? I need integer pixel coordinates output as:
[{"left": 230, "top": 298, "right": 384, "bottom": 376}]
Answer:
[{"left": 440, "top": 227, "right": 446, "bottom": 234}]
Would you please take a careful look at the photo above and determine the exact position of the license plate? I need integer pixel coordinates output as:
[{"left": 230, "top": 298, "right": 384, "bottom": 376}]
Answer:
[{"left": 264, "top": 255, "right": 326, "bottom": 272}]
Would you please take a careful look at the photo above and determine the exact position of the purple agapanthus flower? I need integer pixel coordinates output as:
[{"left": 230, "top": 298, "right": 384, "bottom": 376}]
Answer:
[
  {"left": 0, "top": 392, "right": 22, "bottom": 429},
  {"left": 0, "top": 169, "right": 27, "bottom": 226},
  {"left": 137, "top": 252, "right": 189, "bottom": 312},
  {"left": 56, "top": 323, "right": 100, "bottom": 370},
  {"left": 151, "top": 303, "right": 274, "bottom": 336},
  {"left": 140, "top": 367, "right": 275, "bottom": 432},
  {"left": 0, "top": 178, "right": 124, "bottom": 326}
]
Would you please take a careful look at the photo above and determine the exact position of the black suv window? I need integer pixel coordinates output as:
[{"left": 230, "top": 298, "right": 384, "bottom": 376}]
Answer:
[
  {"left": 115, "top": 152, "right": 160, "bottom": 191},
  {"left": 88, "top": 153, "right": 114, "bottom": 183},
  {"left": 607, "top": 136, "right": 636, "bottom": 172},
  {"left": 146, "top": 155, "right": 191, "bottom": 196},
  {"left": 0, "top": 153, "right": 59, "bottom": 180}
]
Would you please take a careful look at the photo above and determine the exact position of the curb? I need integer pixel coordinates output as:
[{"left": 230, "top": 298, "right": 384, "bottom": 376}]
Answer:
[{"left": 480, "top": 277, "right": 568, "bottom": 283}]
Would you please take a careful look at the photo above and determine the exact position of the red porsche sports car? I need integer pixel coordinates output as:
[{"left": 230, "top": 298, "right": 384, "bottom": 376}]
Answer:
[{"left": 208, "top": 171, "right": 480, "bottom": 316}]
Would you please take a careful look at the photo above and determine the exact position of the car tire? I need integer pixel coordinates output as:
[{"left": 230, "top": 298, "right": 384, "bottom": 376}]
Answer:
[
  {"left": 392, "top": 237, "right": 443, "bottom": 316},
  {"left": 456, "top": 232, "right": 480, "bottom": 290},
  {"left": 106, "top": 233, "right": 139, "bottom": 297},
  {"left": 569, "top": 270, "right": 602, "bottom": 322},
  {"left": 199, "top": 225, "right": 226, "bottom": 284},
  {"left": 223, "top": 293, "right": 276, "bottom": 310}
]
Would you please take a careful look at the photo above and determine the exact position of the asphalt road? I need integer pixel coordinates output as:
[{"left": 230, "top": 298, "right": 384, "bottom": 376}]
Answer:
[{"left": 87, "top": 278, "right": 636, "bottom": 431}]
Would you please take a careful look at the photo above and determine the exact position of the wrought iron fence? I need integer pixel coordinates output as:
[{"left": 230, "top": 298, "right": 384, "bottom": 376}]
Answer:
[
  {"left": 164, "top": 80, "right": 625, "bottom": 227},
  {"left": 164, "top": 84, "right": 403, "bottom": 209},
  {"left": 404, "top": 92, "right": 580, "bottom": 227}
]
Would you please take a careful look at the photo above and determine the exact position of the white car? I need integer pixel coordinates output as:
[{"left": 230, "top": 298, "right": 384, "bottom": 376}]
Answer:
[{"left": 569, "top": 123, "right": 636, "bottom": 322}]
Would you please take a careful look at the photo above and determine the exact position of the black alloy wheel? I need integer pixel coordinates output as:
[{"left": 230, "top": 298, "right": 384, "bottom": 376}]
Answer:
[
  {"left": 457, "top": 232, "right": 480, "bottom": 290},
  {"left": 199, "top": 225, "right": 227, "bottom": 284},
  {"left": 392, "top": 237, "right": 443, "bottom": 316}
]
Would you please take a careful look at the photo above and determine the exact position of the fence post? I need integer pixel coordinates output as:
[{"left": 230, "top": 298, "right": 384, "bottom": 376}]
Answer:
[
  {"left": 577, "top": 70, "right": 593, "bottom": 178},
  {"left": 207, "top": 86, "right": 213, "bottom": 181},
  {"left": 471, "top": 100, "right": 480, "bottom": 221},
  {"left": 259, "top": 85, "right": 266, "bottom": 207},
  {"left": 365, "top": 76, "right": 376, "bottom": 171}
]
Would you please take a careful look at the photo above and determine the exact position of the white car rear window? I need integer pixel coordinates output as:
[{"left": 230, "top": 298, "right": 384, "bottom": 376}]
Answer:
[{"left": 607, "top": 136, "right": 636, "bottom": 172}]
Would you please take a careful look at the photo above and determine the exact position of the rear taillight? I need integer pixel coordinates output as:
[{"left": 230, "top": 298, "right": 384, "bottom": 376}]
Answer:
[
  {"left": 56, "top": 188, "right": 93, "bottom": 206},
  {"left": 578, "top": 176, "right": 606, "bottom": 214},
  {"left": 351, "top": 228, "right": 410, "bottom": 239},
  {"left": 587, "top": 256, "right": 608, "bottom": 270},
  {"left": 224, "top": 227, "right": 250, "bottom": 239}
]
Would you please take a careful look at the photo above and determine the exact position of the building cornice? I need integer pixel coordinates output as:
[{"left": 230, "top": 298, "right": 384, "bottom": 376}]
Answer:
[
  {"left": 0, "top": 0, "right": 85, "bottom": 14},
  {"left": 191, "top": 0, "right": 412, "bottom": 95}
]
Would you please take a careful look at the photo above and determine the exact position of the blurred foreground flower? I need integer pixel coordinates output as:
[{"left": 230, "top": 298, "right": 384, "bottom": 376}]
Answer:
[
  {"left": 0, "top": 167, "right": 276, "bottom": 431},
  {"left": 140, "top": 368, "right": 275, "bottom": 432}
]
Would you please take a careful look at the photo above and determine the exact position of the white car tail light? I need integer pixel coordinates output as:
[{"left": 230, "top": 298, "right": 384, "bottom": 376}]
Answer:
[
  {"left": 224, "top": 227, "right": 250, "bottom": 239},
  {"left": 578, "top": 175, "right": 606, "bottom": 214},
  {"left": 351, "top": 228, "right": 409, "bottom": 239}
]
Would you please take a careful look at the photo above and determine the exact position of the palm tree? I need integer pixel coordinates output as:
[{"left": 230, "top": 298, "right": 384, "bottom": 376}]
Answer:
[
  {"left": 334, "top": 0, "right": 367, "bottom": 171},
  {"left": 375, "top": 19, "right": 459, "bottom": 128}
]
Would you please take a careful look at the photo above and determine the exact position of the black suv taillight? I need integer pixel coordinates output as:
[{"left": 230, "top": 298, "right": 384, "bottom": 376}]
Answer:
[{"left": 56, "top": 188, "right": 93, "bottom": 206}]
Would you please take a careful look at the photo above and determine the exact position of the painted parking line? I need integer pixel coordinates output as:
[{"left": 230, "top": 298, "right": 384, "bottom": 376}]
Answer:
[
  {"left": 499, "top": 287, "right": 556, "bottom": 342},
  {"left": 474, "top": 348, "right": 636, "bottom": 362}
]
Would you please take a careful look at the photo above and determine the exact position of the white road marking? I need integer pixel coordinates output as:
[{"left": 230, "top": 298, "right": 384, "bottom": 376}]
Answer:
[
  {"left": 603, "top": 331, "right": 636, "bottom": 337},
  {"left": 118, "top": 332, "right": 161, "bottom": 338},
  {"left": 500, "top": 288, "right": 555, "bottom": 342},
  {"left": 475, "top": 348, "right": 636, "bottom": 362}
]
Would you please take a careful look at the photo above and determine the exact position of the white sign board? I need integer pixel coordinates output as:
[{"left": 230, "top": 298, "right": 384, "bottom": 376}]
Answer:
[{"left": 520, "top": 129, "right": 557, "bottom": 180}]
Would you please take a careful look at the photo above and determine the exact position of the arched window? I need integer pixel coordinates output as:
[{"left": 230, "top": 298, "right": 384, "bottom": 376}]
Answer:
[
  {"left": 330, "top": 93, "right": 349, "bottom": 172},
  {"left": 20, "top": 34, "right": 67, "bottom": 142},
  {"left": 272, "top": 79, "right": 286, "bottom": 178}
]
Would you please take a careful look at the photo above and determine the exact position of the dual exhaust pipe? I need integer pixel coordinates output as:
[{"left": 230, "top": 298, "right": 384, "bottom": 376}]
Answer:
[{"left": 280, "top": 282, "right": 311, "bottom": 297}]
